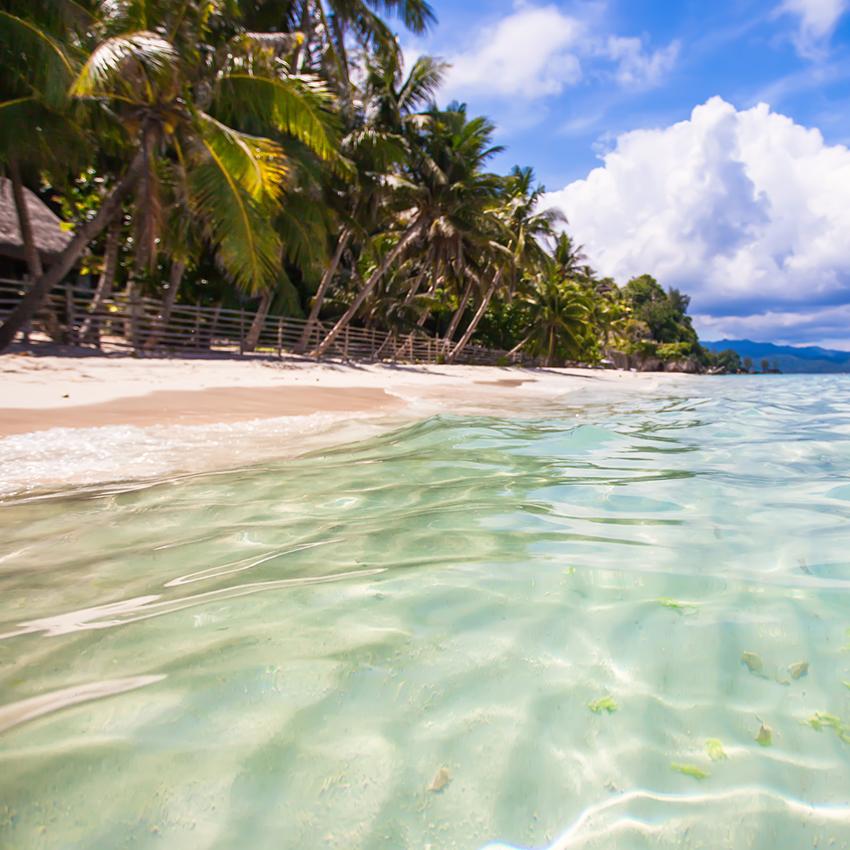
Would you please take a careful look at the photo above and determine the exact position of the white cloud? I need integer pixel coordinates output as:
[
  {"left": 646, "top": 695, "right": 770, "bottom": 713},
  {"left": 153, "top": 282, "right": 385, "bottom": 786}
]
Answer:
[
  {"left": 779, "top": 0, "right": 848, "bottom": 57},
  {"left": 693, "top": 303, "right": 850, "bottom": 347},
  {"left": 438, "top": 3, "right": 678, "bottom": 105},
  {"left": 443, "top": 4, "right": 584, "bottom": 100},
  {"left": 544, "top": 97, "right": 850, "bottom": 339},
  {"left": 605, "top": 36, "right": 681, "bottom": 89}
]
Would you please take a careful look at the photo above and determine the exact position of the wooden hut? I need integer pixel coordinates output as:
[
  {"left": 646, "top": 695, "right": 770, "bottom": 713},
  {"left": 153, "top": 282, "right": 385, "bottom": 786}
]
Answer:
[{"left": 0, "top": 177, "right": 71, "bottom": 279}]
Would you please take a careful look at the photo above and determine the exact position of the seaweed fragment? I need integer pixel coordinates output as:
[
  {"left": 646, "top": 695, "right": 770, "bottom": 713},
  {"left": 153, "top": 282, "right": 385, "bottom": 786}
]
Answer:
[
  {"left": 808, "top": 712, "right": 850, "bottom": 744},
  {"left": 656, "top": 597, "right": 697, "bottom": 615},
  {"left": 741, "top": 651, "right": 766, "bottom": 677},
  {"left": 428, "top": 767, "right": 451, "bottom": 793},
  {"left": 705, "top": 739, "right": 727, "bottom": 761},
  {"left": 671, "top": 762, "right": 709, "bottom": 780},
  {"left": 788, "top": 661, "right": 809, "bottom": 680},
  {"left": 755, "top": 722, "right": 773, "bottom": 747},
  {"left": 588, "top": 696, "right": 618, "bottom": 714}
]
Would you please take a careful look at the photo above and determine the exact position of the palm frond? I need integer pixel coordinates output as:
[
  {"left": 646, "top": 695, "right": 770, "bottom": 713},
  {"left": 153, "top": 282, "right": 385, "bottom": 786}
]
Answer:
[
  {"left": 196, "top": 111, "right": 289, "bottom": 203},
  {"left": 215, "top": 72, "right": 338, "bottom": 163},
  {"left": 398, "top": 55, "right": 445, "bottom": 113},
  {"left": 71, "top": 31, "right": 178, "bottom": 101},
  {"left": 0, "top": 11, "right": 76, "bottom": 107},
  {"left": 186, "top": 113, "right": 285, "bottom": 293}
]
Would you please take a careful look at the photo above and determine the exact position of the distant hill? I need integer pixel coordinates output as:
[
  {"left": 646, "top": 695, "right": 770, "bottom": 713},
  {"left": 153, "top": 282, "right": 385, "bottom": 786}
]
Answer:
[{"left": 703, "top": 339, "right": 850, "bottom": 373}]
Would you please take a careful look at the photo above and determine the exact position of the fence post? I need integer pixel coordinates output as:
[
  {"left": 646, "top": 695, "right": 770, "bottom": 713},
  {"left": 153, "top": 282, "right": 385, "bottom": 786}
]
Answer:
[
  {"left": 239, "top": 308, "right": 245, "bottom": 355},
  {"left": 65, "top": 283, "right": 76, "bottom": 345},
  {"left": 277, "top": 317, "right": 283, "bottom": 358},
  {"left": 344, "top": 326, "right": 349, "bottom": 359},
  {"left": 130, "top": 287, "right": 141, "bottom": 352},
  {"left": 208, "top": 304, "right": 221, "bottom": 352}
]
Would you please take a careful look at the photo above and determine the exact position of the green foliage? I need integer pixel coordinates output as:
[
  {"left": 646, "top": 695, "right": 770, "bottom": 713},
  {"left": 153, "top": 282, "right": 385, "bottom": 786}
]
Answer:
[
  {"left": 708, "top": 348, "right": 743, "bottom": 373},
  {"left": 0, "top": 0, "right": 710, "bottom": 364}
]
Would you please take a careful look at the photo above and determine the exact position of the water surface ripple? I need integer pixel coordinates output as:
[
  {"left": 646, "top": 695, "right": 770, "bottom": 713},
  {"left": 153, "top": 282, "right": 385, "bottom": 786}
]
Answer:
[{"left": 2, "top": 376, "right": 850, "bottom": 849}]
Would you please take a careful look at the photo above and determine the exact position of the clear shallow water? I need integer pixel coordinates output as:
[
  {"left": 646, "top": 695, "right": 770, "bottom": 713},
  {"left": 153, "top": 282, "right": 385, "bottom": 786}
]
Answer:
[{"left": 2, "top": 375, "right": 850, "bottom": 849}]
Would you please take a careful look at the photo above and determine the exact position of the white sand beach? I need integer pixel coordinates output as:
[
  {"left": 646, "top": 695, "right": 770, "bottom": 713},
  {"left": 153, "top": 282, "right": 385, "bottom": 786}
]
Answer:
[{"left": 0, "top": 353, "right": 685, "bottom": 496}]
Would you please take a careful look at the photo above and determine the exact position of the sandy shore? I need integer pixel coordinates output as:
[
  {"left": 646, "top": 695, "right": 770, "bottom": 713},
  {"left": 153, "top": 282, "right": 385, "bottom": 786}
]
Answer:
[
  {"left": 1, "top": 352, "right": 673, "bottom": 435},
  {"left": 0, "top": 352, "right": 689, "bottom": 497}
]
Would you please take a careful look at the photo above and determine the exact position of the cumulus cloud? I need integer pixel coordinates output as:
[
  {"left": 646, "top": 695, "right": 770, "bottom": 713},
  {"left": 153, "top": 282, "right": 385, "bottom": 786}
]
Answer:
[
  {"left": 438, "top": 3, "right": 678, "bottom": 105},
  {"left": 605, "top": 36, "right": 681, "bottom": 89},
  {"left": 779, "top": 0, "right": 848, "bottom": 57},
  {"left": 443, "top": 4, "right": 583, "bottom": 100},
  {"left": 544, "top": 97, "right": 850, "bottom": 343}
]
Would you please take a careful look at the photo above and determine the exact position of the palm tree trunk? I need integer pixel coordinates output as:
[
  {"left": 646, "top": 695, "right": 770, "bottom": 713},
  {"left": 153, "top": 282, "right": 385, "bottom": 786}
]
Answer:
[
  {"left": 443, "top": 277, "right": 473, "bottom": 349},
  {"left": 9, "top": 159, "right": 43, "bottom": 280},
  {"left": 0, "top": 150, "right": 145, "bottom": 353},
  {"left": 143, "top": 258, "right": 184, "bottom": 349},
  {"left": 314, "top": 221, "right": 423, "bottom": 358},
  {"left": 448, "top": 272, "right": 501, "bottom": 363},
  {"left": 507, "top": 330, "right": 533, "bottom": 357},
  {"left": 415, "top": 276, "right": 439, "bottom": 327},
  {"left": 79, "top": 217, "right": 122, "bottom": 345},
  {"left": 8, "top": 159, "right": 64, "bottom": 342},
  {"left": 244, "top": 289, "right": 273, "bottom": 352},
  {"left": 295, "top": 227, "right": 350, "bottom": 353},
  {"left": 293, "top": 0, "right": 313, "bottom": 72}
]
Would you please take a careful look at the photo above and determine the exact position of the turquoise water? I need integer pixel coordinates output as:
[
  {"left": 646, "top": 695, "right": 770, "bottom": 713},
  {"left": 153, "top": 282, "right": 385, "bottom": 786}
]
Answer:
[{"left": 2, "top": 376, "right": 850, "bottom": 849}]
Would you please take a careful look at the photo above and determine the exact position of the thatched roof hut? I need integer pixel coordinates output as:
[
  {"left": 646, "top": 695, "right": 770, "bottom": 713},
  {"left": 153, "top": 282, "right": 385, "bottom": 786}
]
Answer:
[{"left": 0, "top": 177, "right": 72, "bottom": 266}]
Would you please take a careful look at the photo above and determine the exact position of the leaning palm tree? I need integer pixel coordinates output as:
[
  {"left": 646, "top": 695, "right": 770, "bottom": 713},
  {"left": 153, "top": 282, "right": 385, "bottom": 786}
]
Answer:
[
  {"left": 313, "top": 102, "right": 503, "bottom": 357},
  {"left": 292, "top": 0, "right": 435, "bottom": 91},
  {"left": 0, "top": 1, "right": 339, "bottom": 351},
  {"left": 448, "top": 166, "right": 563, "bottom": 362},
  {"left": 295, "top": 47, "right": 444, "bottom": 352}
]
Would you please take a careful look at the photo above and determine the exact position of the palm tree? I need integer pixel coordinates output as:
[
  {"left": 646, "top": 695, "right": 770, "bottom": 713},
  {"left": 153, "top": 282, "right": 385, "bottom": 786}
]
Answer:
[
  {"left": 314, "top": 102, "right": 503, "bottom": 357},
  {"left": 0, "top": 1, "right": 339, "bottom": 351},
  {"left": 512, "top": 273, "right": 592, "bottom": 367},
  {"left": 295, "top": 47, "right": 444, "bottom": 352},
  {"left": 552, "top": 232, "right": 588, "bottom": 279},
  {"left": 292, "top": 0, "right": 435, "bottom": 91},
  {"left": 448, "top": 166, "right": 563, "bottom": 362}
]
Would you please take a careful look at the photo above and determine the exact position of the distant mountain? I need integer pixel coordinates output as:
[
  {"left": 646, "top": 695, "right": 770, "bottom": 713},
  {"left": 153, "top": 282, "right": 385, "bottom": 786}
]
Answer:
[{"left": 703, "top": 339, "right": 850, "bottom": 373}]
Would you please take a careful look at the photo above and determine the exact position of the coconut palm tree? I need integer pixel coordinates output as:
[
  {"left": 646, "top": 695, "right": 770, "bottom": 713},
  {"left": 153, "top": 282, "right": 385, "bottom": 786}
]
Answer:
[
  {"left": 292, "top": 0, "right": 435, "bottom": 91},
  {"left": 295, "top": 47, "right": 444, "bottom": 352},
  {"left": 448, "top": 166, "right": 563, "bottom": 362},
  {"left": 313, "top": 102, "right": 503, "bottom": 356},
  {"left": 0, "top": 0, "right": 339, "bottom": 351},
  {"left": 552, "top": 232, "right": 588, "bottom": 280},
  {"left": 513, "top": 273, "right": 592, "bottom": 367}
]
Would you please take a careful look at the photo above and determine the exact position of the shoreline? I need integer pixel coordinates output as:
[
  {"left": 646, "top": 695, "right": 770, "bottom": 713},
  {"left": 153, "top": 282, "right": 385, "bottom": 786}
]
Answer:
[
  {"left": 1, "top": 352, "right": 680, "bottom": 432},
  {"left": 0, "top": 353, "right": 692, "bottom": 498}
]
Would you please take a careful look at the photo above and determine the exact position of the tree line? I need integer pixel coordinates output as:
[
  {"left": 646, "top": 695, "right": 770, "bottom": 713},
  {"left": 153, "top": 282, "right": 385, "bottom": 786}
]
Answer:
[{"left": 0, "top": 0, "right": 739, "bottom": 371}]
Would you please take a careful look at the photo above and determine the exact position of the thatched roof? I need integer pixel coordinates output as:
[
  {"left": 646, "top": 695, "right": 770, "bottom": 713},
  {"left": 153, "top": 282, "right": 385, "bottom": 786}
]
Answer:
[{"left": 0, "top": 177, "right": 72, "bottom": 264}]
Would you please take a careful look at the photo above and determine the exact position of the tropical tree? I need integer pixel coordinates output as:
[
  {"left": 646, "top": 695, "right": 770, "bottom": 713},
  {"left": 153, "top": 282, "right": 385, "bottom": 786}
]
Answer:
[
  {"left": 448, "top": 165, "right": 563, "bottom": 361},
  {"left": 512, "top": 274, "right": 593, "bottom": 366},
  {"left": 313, "top": 102, "right": 504, "bottom": 356},
  {"left": 0, "top": 0, "right": 339, "bottom": 351},
  {"left": 295, "top": 47, "right": 444, "bottom": 351}
]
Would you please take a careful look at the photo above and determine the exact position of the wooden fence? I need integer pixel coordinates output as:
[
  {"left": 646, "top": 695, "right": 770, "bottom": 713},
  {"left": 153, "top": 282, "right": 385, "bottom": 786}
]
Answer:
[{"left": 0, "top": 279, "right": 535, "bottom": 366}]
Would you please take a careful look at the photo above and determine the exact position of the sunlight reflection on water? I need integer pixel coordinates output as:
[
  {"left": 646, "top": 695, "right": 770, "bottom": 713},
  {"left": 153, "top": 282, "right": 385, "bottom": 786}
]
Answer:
[{"left": 2, "top": 376, "right": 850, "bottom": 849}]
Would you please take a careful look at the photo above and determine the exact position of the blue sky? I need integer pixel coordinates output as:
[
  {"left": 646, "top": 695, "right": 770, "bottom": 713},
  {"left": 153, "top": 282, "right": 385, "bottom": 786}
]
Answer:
[{"left": 400, "top": 0, "right": 850, "bottom": 347}]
